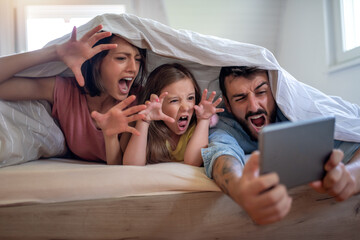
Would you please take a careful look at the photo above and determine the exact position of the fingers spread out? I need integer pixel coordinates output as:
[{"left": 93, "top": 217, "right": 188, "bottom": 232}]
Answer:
[
  {"left": 201, "top": 89, "right": 208, "bottom": 102},
  {"left": 117, "top": 95, "right": 137, "bottom": 110},
  {"left": 70, "top": 26, "right": 77, "bottom": 41},
  {"left": 90, "top": 110, "right": 102, "bottom": 122},
  {"left": 73, "top": 68, "right": 85, "bottom": 87},
  {"left": 81, "top": 24, "right": 103, "bottom": 42},
  {"left": 158, "top": 92, "right": 168, "bottom": 102},
  {"left": 207, "top": 90, "right": 216, "bottom": 103},
  {"left": 125, "top": 126, "right": 141, "bottom": 136},
  {"left": 123, "top": 104, "right": 147, "bottom": 117},
  {"left": 150, "top": 93, "right": 160, "bottom": 102}
]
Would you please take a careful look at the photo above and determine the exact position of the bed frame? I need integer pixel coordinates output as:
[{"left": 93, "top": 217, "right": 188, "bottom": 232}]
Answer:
[{"left": 1, "top": 185, "right": 359, "bottom": 239}]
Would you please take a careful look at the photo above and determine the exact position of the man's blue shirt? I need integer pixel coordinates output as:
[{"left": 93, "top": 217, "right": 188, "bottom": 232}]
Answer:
[{"left": 201, "top": 108, "right": 360, "bottom": 178}]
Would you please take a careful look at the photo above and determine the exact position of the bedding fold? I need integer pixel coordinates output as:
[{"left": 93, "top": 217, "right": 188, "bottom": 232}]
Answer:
[{"left": 14, "top": 13, "right": 360, "bottom": 142}]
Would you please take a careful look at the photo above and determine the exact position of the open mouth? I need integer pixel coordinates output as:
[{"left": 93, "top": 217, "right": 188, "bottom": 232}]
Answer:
[
  {"left": 177, "top": 116, "right": 189, "bottom": 132},
  {"left": 249, "top": 114, "right": 266, "bottom": 132},
  {"left": 118, "top": 77, "right": 133, "bottom": 94}
]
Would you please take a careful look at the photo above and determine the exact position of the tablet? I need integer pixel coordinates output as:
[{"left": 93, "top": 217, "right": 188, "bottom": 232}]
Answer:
[{"left": 259, "top": 116, "right": 335, "bottom": 189}]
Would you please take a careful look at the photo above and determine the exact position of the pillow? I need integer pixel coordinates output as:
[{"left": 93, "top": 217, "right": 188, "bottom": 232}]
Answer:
[{"left": 0, "top": 100, "right": 66, "bottom": 167}]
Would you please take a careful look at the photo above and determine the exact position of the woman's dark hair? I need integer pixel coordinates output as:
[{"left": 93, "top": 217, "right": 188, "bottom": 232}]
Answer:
[
  {"left": 141, "top": 63, "right": 201, "bottom": 164},
  {"left": 219, "top": 66, "right": 267, "bottom": 102},
  {"left": 80, "top": 34, "right": 147, "bottom": 97}
]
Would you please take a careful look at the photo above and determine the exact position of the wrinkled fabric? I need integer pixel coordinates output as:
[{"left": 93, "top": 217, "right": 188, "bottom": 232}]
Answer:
[{"left": 15, "top": 13, "right": 360, "bottom": 142}]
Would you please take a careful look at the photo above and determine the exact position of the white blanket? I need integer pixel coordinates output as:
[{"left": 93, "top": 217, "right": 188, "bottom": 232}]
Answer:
[{"left": 16, "top": 13, "right": 360, "bottom": 142}]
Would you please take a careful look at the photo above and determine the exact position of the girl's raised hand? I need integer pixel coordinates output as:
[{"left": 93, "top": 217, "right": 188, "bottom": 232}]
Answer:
[
  {"left": 56, "top": 25, "right": 117, "bottom": 87},
  {"left": 194, "top": 89, "right": 224, "bottom": 120},
  {"left": 91, "top": 95, "right": 147, "bottom": 136},
  {"left": 141, "top": 92, "right": 175, "bottom": 123}
]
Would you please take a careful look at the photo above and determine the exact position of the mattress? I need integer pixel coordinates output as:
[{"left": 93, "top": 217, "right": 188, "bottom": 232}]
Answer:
[{"left": 0, "top": 158, "right": 220, "bottom": 206}]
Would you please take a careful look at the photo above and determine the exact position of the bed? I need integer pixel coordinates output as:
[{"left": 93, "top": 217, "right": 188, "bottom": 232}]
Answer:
[
  {"left": 0, "top": 158, "right": 359, "bottom": 239},
  {"left": 1, "top": 13, "right": 360, "bottom": 239}
]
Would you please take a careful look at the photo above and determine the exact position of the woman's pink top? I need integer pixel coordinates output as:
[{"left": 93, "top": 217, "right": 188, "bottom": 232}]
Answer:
[{"left": 52, "top": 76, "right": 106, "bottom": 162}]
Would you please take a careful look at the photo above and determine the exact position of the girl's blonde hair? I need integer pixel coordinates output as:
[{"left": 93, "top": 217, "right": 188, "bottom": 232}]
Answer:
[{"left": 141, "top": 63, "right": 201, "bottom": 164}]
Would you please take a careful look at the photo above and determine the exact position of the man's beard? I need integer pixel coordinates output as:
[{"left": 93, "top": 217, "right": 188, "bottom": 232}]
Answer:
[{"left": 237, "top": 107, "right": 277, "bottom": 141}]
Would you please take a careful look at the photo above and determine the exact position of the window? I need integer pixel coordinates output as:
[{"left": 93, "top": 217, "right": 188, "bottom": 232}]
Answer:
[
  {"left": 341, "top": 0, "right": 360, "bottom": 51},
  {"left": 326, "top": 0, "right": 360, "bottom": 71},
  {"left": 25, "top": 5, "right": 126, "bottom": 51}
]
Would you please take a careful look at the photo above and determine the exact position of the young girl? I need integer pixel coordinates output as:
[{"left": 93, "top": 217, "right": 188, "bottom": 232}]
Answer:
[
  {"left": 96, "top": 63, "right": 223, "bottom": 166},
  {"left": 0, "top": 25, "right": 147, "bottom": 164}
]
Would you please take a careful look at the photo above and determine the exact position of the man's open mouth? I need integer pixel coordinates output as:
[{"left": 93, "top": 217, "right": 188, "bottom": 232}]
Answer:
[{"left": 249, "top": 114, "right": 266, "bottom": 132}]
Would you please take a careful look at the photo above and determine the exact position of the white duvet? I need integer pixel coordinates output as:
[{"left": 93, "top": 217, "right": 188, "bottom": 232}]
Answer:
[
  {"left": 18, "top": 13, "right": 360, "bottom": 141},
  {"left": 1, "top": 13, "right": 360, "bottom": 167}
]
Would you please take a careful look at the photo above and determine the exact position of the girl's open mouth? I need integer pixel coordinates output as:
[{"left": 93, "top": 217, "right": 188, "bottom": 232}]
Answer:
[{"left": 177, "top": 116, "right": 189, "bottom": 132}]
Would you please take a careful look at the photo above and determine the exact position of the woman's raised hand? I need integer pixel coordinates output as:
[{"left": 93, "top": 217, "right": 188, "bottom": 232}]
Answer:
[
  {"left": 194, "top": 89, "right": 224, "bottom": 120},
  {"left": 91, "top": 95, "right": 147, "bottom": 136},
  {"left": 141, "top": 92, "right": 175, "bottom": 123},
  {"left": 56, "top": 25, "right": 117, "bottom": 87}
]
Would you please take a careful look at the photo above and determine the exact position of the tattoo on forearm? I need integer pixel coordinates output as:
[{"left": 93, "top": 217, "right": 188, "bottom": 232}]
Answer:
[{"left": 212, "top": 155, "right": 242, "bottom": 196}]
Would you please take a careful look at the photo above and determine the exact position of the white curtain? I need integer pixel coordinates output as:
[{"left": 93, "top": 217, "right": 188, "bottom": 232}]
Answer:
[{"left": 0, "top": 0, "right": 16, "bottom": 56}]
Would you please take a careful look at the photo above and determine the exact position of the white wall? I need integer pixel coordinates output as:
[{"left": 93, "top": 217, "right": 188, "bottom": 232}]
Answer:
[
  {"left": 164, "top": 0, "right": 285, "bottom": 55},
  {"left": 277, "top": 0, "right": 360, "bottom": 105}
]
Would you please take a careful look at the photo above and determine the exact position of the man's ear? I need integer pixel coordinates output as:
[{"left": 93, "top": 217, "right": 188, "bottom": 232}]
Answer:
[{"left": 224, "top": 98, "right": 232, "bottom": 113}]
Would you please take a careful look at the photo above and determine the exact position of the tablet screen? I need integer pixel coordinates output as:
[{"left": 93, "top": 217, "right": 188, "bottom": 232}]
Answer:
[{"left": 259, "top": 116, "right": 335, "bottom": 189}]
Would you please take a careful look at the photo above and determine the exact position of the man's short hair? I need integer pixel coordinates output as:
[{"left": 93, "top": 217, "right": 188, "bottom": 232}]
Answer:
[{"left": 219, "top": 66, "right": 267, "bottom": 101}]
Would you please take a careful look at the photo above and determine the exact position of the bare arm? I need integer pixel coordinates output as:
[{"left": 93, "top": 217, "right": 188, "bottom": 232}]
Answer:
[
  {"left": 184, "top": 119, "right": 210, "bottom": 166},
  {"left": 212, "top": 152, "right": 292, "bottom": 225},
  {"left": 184, "top": 89, "right": 223, "bottom": 166},
  {"left": 0, "top": 46, "right": 58, "bottom": 84},
  {"left": 123, "top": 120, "right": 150, "bottom": 165},
  {"left": 103, "top": 134, "right": 122, "bottom": 165},
  {"left": 123, "top": 93, "right": 174, "bottom": 165},
  {"left": 91, "top": 95, "right": 146, "bottom": 165},
  {"left": 0, "top": 25, "right": 117, "bottom": 102},
  {"left": 0, "top": 45, "right": 58, "bottom": 102}
]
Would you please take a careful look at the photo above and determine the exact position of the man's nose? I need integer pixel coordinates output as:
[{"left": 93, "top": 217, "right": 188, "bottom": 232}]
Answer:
[{"left": 247, "top": 94, "right": 260, "bottom": 112}]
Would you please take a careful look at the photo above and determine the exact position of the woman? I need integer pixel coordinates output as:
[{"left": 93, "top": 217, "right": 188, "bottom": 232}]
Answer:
[{"left": 0, "top": 25, "right": 147, "bottom": 164}]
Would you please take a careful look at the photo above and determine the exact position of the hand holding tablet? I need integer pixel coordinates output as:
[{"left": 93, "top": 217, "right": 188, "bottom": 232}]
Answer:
[{"left": 259, "top": 116, "right": 335, "bottom": 189}]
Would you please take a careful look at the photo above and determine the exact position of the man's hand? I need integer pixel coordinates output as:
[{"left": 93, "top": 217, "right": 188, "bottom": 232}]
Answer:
[
  {"left": 212, "top": 151, "right": 292, "bottom": 225},
  {"left": 310, "top": 149, "right": 357, "bottom": 201}
]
